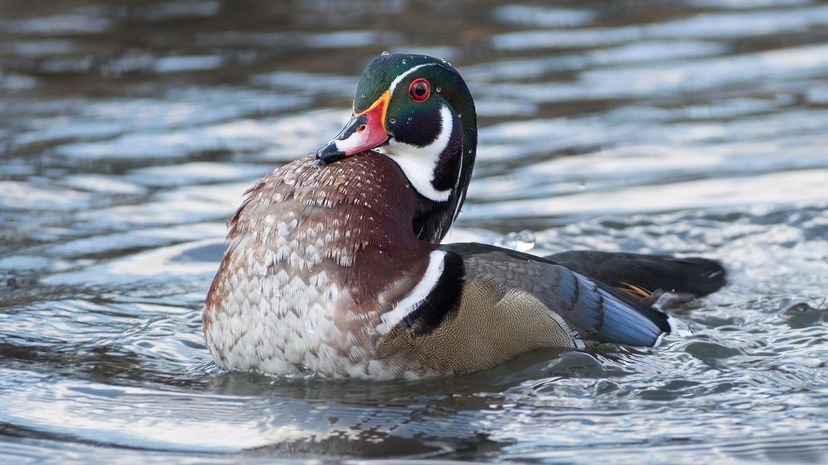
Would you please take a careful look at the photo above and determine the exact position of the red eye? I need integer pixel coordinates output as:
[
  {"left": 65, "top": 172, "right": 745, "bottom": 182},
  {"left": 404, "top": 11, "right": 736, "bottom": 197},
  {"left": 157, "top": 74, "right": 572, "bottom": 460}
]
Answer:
[{"left": 408, "top": 78, "right": 431, "bottom": 102}]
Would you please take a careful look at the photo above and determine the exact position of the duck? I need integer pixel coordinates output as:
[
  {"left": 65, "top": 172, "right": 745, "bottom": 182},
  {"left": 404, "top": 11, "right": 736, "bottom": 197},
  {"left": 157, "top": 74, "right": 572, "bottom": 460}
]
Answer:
[{"left": 203, "top": 53, "right": 726, "bottom": 379}]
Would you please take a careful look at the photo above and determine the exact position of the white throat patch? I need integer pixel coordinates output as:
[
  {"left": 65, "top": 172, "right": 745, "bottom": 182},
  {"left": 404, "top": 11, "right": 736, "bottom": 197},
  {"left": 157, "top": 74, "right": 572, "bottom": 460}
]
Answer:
[{"left": 380, "top": 104, "right": 453, "bottom": 202}]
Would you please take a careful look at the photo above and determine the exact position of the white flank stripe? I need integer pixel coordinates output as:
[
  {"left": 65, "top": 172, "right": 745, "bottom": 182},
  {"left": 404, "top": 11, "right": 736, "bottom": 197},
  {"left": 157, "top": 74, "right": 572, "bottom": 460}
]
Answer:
[
  {"left": 376, "top": 250, "right": 447, "bottom": 334},
  {"left": 382, "top": 105, "right": 453, "bottom": 202}
]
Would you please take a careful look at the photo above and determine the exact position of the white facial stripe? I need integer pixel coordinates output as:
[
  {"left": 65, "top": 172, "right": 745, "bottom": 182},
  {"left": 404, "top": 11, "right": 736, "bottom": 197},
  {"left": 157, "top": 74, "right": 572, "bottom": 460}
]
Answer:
[
  {"left": 451, "top": 147, "right": 465, "bottom": 219},
  {"left": 381, "top": 105, "right": 453, "bottom": 202},
  {"left": 376, "top": 250, "right": 446, "bottom": 334},
  {"left": 388, "top": 63, "right": 437, "bottom": 96}
]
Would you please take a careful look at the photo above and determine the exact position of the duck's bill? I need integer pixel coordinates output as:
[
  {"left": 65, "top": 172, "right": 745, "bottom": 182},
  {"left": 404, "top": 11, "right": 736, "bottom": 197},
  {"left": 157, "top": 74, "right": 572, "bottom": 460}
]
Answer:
[{"left": 316, "top": 92, "right": 390, "bottom": 165}]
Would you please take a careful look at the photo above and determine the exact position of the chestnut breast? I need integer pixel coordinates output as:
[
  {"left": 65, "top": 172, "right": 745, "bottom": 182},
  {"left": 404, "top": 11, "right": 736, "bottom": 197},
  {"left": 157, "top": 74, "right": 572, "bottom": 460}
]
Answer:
[{"left": 204, "top": 152, "right": 435, "bottom": 377}]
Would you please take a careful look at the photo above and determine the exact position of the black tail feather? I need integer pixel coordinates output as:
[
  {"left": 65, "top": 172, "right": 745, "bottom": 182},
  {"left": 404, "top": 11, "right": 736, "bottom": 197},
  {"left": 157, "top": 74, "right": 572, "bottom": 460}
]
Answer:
[{"left": 545, "top": 251, "right": 726, "bottom": 298}]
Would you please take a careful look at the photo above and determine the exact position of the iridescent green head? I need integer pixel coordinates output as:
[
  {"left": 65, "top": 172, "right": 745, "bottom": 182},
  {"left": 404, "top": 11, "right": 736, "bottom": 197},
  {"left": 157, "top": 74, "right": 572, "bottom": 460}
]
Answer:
[{"left": 317, "top": 53, "right": 477, "bottom": 243}]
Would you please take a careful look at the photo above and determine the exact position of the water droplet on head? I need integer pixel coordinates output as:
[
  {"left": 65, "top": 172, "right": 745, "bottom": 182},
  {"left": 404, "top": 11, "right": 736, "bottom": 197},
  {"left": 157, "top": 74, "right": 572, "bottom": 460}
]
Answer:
[
  {"left": 381, "top": 51, "right": 390, "bottom": 56},
  {"left": 401, "top": 59, "right": 407, "bottom": 65},
  {"left": 457, "top": 113, "right": 462, "bottom": 118},
  {"left": 389, "top": 118, "right": 396, "bottom": 124},
  {"left": 436, "top": 87, "right": 442, "bottom": 93}
]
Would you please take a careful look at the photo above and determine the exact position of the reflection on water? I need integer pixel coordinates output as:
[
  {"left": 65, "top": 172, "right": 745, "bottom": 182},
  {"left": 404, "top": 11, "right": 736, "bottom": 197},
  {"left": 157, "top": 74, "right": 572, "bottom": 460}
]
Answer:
[{"left": 1, "top": 0, "right": 827, "bottom": 463}]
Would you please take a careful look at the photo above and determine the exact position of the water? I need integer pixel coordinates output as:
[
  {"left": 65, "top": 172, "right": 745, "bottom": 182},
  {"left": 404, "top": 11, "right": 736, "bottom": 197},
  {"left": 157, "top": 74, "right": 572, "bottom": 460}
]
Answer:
[{"left": 1, "top": 0, "right": 828, "bottom": 463}]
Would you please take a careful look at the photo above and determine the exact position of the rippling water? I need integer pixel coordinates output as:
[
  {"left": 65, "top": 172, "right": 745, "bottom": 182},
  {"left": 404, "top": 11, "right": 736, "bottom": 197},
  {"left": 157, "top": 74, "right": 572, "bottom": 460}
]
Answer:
[{"left": 2, "top": 1, "right": 828, "bottom": 463}]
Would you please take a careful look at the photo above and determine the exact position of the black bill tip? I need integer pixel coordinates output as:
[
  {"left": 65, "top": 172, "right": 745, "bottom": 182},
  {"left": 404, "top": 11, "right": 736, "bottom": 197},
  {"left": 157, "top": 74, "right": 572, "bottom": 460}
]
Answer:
[{"left": 315, "top": 142, "right": 346, "bottom": 166}]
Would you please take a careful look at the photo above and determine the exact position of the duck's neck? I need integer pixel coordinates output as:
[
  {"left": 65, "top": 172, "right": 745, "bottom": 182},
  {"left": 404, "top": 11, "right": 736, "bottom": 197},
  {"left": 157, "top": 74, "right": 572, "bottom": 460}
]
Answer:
[{"left": 410, "top": 109, "right": 476, "bottom": 244}]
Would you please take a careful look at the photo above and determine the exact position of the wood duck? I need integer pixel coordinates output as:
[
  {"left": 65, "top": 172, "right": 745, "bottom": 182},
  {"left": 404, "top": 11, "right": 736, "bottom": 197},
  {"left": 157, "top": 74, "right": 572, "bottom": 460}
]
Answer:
[{"left": 203, "top": 53, "right": 726, "bottom": 379}]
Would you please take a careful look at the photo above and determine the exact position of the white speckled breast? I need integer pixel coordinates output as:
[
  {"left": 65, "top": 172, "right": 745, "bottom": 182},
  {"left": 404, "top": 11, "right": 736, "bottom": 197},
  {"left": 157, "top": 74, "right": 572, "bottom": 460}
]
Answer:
[{"left": 204, "top": 153, "right": 435, "bottom": 378}]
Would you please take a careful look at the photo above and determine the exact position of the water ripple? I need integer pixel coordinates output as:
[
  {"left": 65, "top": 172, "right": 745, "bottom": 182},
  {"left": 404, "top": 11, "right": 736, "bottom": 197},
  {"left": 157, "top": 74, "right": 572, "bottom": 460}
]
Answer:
[{"left": 1, "top": 0, "right": 827, "bottom": 463}]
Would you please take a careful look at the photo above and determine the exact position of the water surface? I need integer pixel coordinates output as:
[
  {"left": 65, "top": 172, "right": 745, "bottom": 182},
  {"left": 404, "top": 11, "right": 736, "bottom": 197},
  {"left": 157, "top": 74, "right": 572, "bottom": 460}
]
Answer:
[{"left": 1, "top": 1, "right": 828, "bottom": 463}]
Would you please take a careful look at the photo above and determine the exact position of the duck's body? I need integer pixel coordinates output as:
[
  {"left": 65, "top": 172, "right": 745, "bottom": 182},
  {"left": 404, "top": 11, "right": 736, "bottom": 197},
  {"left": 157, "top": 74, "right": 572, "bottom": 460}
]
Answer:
[
  {"left": 204, "top": 53, "right": 725, "bottom": 378},
  {"left": 205, "top": 153, "right": 436, "bottom": 378}
]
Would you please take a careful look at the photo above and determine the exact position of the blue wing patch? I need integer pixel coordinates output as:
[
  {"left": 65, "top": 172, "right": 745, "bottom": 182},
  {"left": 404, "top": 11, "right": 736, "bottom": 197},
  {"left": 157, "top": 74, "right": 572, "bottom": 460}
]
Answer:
[{"left": 570, "top": 272, "right": 667, "bottom": 346}]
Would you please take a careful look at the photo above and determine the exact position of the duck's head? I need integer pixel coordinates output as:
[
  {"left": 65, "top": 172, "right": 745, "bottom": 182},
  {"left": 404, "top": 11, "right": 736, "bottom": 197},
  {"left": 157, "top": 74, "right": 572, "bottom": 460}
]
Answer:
[{"left": 316, "top": 53, "right": 477, "bottom": 244}]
